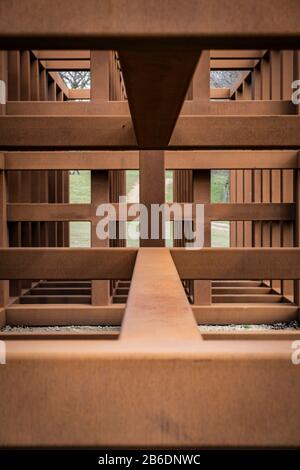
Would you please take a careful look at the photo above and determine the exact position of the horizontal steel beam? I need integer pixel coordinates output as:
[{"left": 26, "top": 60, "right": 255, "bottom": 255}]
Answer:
[
  {"left": 1, "top": 116, "right": 300, "bottom": 149},
  {"left": 6, "top": 203, "right": 295, "bottom": 222},
  {"left": 1, "top": 1, "right": 300, "bottom": 49},
  {"left": 1, "top": 339, "right": 300, "bottom": 447},
  {"left": 0, "top": 248, "right": 137, "bottom": 280},
  {"left": 66, "top": 88, "right": 233, "bottom": 100},
  {"left": 194, "top": 304, "right": 298, "bottom": 325},
  {"left": 6, "top": 101, "right": 296, "bottom": 116},
  {"left": 171, "top": 248, "right": 300, "bottom": 280},
  {"left": 6, "top": 304, "right": 124, "bottom": 326},
  {"left": 4, "top": 151, "right": 298, "bottom": 170}
]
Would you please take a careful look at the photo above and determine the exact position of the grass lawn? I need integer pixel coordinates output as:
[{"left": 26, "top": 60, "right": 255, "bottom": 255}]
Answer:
[
  {"left": 69, "top": 171, "right": 91, "bottom": 247},
  {"left": 69, "top": 170, "right": 230, "bottom": 247}
]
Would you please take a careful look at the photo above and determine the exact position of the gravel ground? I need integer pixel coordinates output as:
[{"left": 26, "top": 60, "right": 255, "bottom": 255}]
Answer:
[
  {"left": 1, "top": 325, "right": 121, "bottom": 333},
  {"left": 1, "top": 322, "right": 300, "bottom": 333},
  {"left": 199, "top": 321, "right": 300, "bottom": 331}
]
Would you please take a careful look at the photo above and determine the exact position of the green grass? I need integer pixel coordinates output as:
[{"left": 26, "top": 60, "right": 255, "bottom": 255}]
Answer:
[
  {"left": 165, "top": 170, "right": 173, "bottom": 203},
  {"left": 126, "top": 170, "right": 139, "bottom": 201},
  {"left": 211, "top": 171, "right": 230, "bottom": 247},
  {"left": 211, "top": 170, "right": 229, "bottom": 203},
  {"left": 69, "top": 170, "right": 91, "bottom": 203},
  {"left": 126, "top": 170, "right": 173, "bottom": 203},
  {"left": 69, "top": 222, "right": 91, "bottom": 247},
  {"left": 69, "top": 169, "right": 230, "bottom": 247},
  {"left": 69, "top": 171, "right": 91, "bottom": 247},
  {"left": 211, "top": 222, "right": 230, "bottom": 247}
]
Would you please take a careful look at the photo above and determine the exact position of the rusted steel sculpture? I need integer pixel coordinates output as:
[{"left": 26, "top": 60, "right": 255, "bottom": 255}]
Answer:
[{"left": 0, "top": 0, "right": 300, "bottom": 448}]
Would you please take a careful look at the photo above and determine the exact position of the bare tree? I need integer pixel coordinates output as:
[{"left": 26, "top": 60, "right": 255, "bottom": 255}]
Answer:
[
  {"left": 210, "top": 70, "right": 240, "bottom": 88},
  {"left": 60, "top": 71, "right": 90, "bottom": 89}
]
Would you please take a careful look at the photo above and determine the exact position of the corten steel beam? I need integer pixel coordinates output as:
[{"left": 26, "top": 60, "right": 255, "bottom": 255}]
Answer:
[
  {"left": 229, "top": 70, "right": 250, "bottom": 97},
  {"left": 0, "top": 168, "right": 8, "bottom": 310},
  {"left": 0, "top": 245, "right": 299, "bottom": 447},
  {"left": 194, "top": 304, "right": 298, "bottom": 325},
  {"left": 139, "top": 151, "right": 165, "bottom": 247},
  {"left": 7, "top": 169, "right": 22, "bottom": 297},
  {"left": 91, "top": 171, "right": 110, "bottom": 305},
  {"left": 90, "top": 51, "right": 109, "bottom": 101},
  {"left": 121, "top": 248, "right": 200, "bottom": 342},
  {"left": 261, "top": 170, "right": 271, "bottom": 284},
  {"left": 2, "top": 248, "right": 299, "bottom": 280},
  {"left": 171, "top": 248, "right": 300, "bottom": 280},
  {"left": 1, "top": 1, "right": 300, "bottom": 49},
  {"left": 6, "top": 100, "right": 296, "bottom": 116},
  {"left": 282, "top": 50, "right": 294, "bottom": 101},
  {"left": 2, "top": 116, "right": 300, "bottom": 149},
  {"left": 0, "top": 51, "right": 7, "bottom": 115},
  {"left": 39, "top": 67, "right": 48, "bottom": 101},
  {"left": 40, "top": 59, "right": 259, "bottom": 71},
  {"left": 48, "top": 71, "right": 69, "bottom": 97},
  {"left": 165, "top": 151, "right": 298, "bottom": 170},
  {"left": 281, "top": 167, "right": 294, "bottom": 297},
  {"left": 7, "top": 203, "right": 94, "bottom": 222},
  {"left": 7, "top": 51, "right": 20, "bottom": 101},
  {"left": 0, "top": 248, "right": 137, "bottom": 280},
  {"left": 35, "top": 51, "right": 91, "bottom": 60},
  {"left": 68, "top": 88, "right": 90, "bottom": 100},
  {"left": 210, "top": 50, "right": 266, "bottom": 59},
  {"left": 169, "top": 116, "right": 300, "bottom": 149},
  {"left": 210, "top": 88, "right": 230, "bottom": 99},
  {"left": 47, "top": 79, "right": 57, "bottom": 102},
  {"left": 118, "top": 49, "right": 200, "bottom": 146},
  {"left": 43, "top": 60, "right": 90, "bottom": 70},
  {"left": 6, "top": 304, "right": 124, "bottom": 326},
  {"left": 20, "top": 50, "right": 31, "bottom": 101},
  {"left": 7, "top": 101, "right": 130, "bottom": 116},
  {"left": 4, "top": 150, "right": 298, "bottom": 171},
  {"left": 6, "top": 101, "right": 130, "bottom": 115},
  {"left": 4, "top": 303, "right": 298, "bottom": 328},
  {"left": 7, "top": 203, "right": 294, "bottom": 222},
  {"left": 62, "top": 88, "right": 232, "bottom": 100},
  {"left": 0, "top": 116, "right": 136, "bottom": 149},
  {"left": 1, "top": 339, "right": 300, "bottom": 447},
  {"left": 210, "top": 59, "right": 259, "bottom": 70},
  {"left": 5, "top": 151, "right": 139, "bottom": 170},
  {"left": 267, "top": 52, "right": 282, "bottom": 287},
  {"left": 30, "top": 56, "right": 40, "bottom": 101},
  {"left": 0, "top": 308, "right": 4, "bottom": 327},
  {"left": 193, "top": 170, "right": 211, "bottom": 305},
  {"left": 294, "top": 152, "right": 300, "bottom": 305},
  {"left": 181, "top": 100, "right": 296, "bottom": 115},
  {"left": 192, "top": 50, "right": 210, "bottom": 101}
]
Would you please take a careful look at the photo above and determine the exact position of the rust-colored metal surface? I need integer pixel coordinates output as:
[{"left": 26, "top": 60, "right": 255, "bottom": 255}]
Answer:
[{"left": 0, "top": 1, "right": 300, "bottom": 450}]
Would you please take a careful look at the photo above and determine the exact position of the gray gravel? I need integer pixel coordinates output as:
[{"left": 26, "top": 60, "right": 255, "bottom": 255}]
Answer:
[
  {"left": 2, "top": 322, "right": 299, "bottom": 333},
  {"left": 199, "top": 321, "right": 300, "bottom": 331},
  {"left": 1, "top": 325, "right": 121, "bottom": 333}
]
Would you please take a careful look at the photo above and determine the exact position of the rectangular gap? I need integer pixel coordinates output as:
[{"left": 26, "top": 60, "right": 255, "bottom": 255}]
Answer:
[
  {"left": 211, "top": 221, "right": 230, "bottom": 247},
  {"left": 69, "top": 170, "right": 91, "bottom": 203},
  {"left": 69, "top": 221, "right": 91, "bottom": 247}
]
